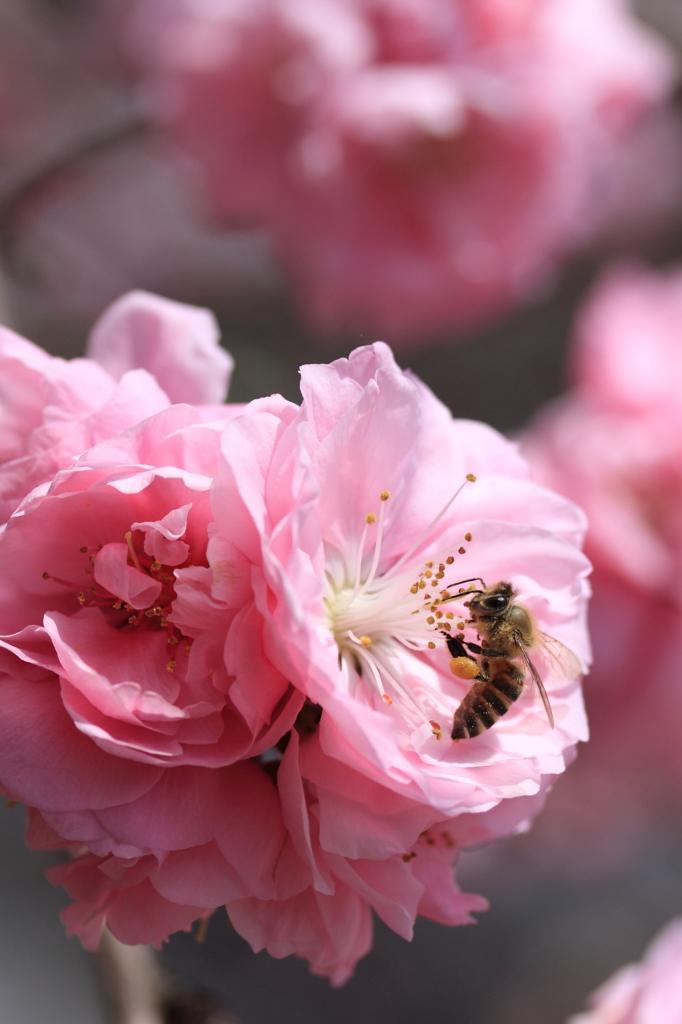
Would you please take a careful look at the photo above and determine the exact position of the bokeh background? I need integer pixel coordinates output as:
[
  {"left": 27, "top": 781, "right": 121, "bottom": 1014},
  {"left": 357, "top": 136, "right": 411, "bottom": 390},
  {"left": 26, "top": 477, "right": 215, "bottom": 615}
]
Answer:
[{"left": 3, "top": 1, "right": 682, "bottom": 1021}]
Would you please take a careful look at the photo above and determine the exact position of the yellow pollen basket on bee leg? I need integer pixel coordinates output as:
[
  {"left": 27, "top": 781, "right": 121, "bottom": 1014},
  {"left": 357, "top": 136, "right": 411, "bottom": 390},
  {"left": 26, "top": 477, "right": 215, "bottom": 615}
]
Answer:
[{"left": 449, "top": 656, "right": 479, "bottom": 680}]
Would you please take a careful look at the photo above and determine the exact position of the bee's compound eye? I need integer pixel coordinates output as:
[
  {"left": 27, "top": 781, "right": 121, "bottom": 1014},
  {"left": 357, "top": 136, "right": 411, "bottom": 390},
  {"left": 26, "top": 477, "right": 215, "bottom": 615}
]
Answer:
[{"left": 484, "top": 593, "right": 507, "bottom": 611}]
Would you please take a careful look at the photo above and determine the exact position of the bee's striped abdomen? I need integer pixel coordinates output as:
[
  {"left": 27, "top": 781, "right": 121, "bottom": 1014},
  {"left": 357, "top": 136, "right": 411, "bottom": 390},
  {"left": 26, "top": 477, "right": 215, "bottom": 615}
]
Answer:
[{"left": 451, "top": 660, "right": 524, "bottom": 740}]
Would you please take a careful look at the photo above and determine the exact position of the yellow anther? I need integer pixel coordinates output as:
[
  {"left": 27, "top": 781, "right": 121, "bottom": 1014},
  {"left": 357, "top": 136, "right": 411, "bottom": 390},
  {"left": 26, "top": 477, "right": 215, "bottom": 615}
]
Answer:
[
  {"left": 419, "top": 580, "right": 426, "bottom": 589},
  {"left": 168, "top": 636, "right": 179, "bottom": 645},
  {"left": 427, "top": 641, "right": 436, "bottom": 649},
  {"left": 457, "top": 621, "right": 465, "bottom": 629},
  {"left": 446, "top": 556, "right": 454, "bottom": 564},
  {"left": 446, "top": 612, "right": 454, "bottom": 620},
  {"left": 424, "top": 570, "right": 432, "bottom": 578},
  {"left": 382, "top": 693, "right": 393, "bottom": 704},
  {"left": 426, "top": 616, "right": 435, "bottom": 625},
  {"left": 410, "top": 584, "right": 419, "bottom": 594},
  {"left": 380, "top": 491, "right": 390, "bottom": 501},
  {"left": 425, "top": 561, "right": 433, "bottom": 568},
  {"left": 77, "top": 592, "right": 85, "bottom": 604},
  {"left": 166, "top": 661, "right": 176, "bottom": 673},
  {"left": 365, "top": 513, "right": 376, "bottom": 524},
  {"left": 359, "top": 635, "right": 372, "bottom": 647},
  {"left": 466, "top": 473, "right": 477, "bottom": 482}
]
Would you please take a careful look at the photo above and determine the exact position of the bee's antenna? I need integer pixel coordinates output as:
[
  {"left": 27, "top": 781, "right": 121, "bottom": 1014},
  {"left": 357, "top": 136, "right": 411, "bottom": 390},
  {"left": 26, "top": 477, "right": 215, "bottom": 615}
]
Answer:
[{"left": 446, "top": 578, "right": 487, "bottom": 591}]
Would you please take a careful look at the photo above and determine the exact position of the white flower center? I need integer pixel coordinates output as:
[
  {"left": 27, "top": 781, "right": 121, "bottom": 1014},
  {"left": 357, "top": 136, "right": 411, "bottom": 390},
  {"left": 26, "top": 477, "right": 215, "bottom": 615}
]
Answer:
[{"left": 325, "top": 480, "right": 477, "bottom": 738}]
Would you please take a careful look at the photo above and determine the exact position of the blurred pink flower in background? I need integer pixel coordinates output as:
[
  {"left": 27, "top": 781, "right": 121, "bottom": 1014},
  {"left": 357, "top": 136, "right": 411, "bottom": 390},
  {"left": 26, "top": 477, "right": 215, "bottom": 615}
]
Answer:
[
  {"left": 0, "top": 321, "right": 590, "bottom": 982},
  {"left": 128, "top": 0, "right": 675, "bottom": 343},
  {"left": 521, "top": 264, "right": 682, "bottom": 873},
  {"left": 567, "top": 917, "right": 682, "bottom": 1024},
  {"left": 0, "top": 289, "right": 233, "bottom": 525}
]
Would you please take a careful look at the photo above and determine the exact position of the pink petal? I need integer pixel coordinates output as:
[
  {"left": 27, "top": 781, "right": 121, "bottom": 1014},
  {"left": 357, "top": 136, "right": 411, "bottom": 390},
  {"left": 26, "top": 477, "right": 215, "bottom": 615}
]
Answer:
[{"left": 87, "top": 290, "right": 233, "bottom": 405}]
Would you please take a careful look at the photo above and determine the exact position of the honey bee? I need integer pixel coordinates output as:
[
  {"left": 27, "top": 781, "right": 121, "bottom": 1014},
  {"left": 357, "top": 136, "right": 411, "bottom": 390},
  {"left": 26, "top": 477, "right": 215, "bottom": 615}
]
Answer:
[{"left": 444, "top": 580, "right": 581, "bottom": 741}]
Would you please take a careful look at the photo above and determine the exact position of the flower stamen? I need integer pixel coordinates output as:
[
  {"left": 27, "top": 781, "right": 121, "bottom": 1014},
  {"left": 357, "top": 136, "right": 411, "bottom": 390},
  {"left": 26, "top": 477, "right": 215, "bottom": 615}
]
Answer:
[
  {"left": 327, "top": 476, "right": 478, "bottom": 731},
  {"left": 359, "top": 490, "right": 390, "bottom": 594},
  {"left": 385, "top": 476, "right": 475, "bottom": 580}
]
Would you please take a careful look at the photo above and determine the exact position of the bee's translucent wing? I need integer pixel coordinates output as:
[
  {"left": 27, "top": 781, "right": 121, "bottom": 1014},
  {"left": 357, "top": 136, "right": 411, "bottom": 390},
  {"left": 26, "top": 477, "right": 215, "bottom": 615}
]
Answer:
[
  {"left": 537, "top": 632, "right": 583, "bottom": 681},
  {"left": 513, "top": 633, "right": 554, "bottom": 729}
]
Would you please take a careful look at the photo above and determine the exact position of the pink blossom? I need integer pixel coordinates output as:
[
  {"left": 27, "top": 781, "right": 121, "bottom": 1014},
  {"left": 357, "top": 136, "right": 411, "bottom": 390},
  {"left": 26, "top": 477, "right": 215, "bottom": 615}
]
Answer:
[
  {"left": 162, "top": 337, "right": 590, "bottom": 982},
  {"left": 149, "top": 339, "right": 589, "bottom": 975},
  {"left": 198, "top": 341, "right": 590, "bottom": 816},
  {"left": 520, "top": 264, "right": 682, "bottom": 872},
  {"left": 568, "top": 918, "right": 682, "bottom": 1024},
  {"left": 0, "top": 290, "right": 233, "bottom": 525},
  {"left": 129, "top": 0, "right": 674, "bottom": 341},
  {"left": 0, "top": 340, "right": 590, "bottom": 981},
  {"left": 0, "top": 405, "right": 308, "bottom": 958}
]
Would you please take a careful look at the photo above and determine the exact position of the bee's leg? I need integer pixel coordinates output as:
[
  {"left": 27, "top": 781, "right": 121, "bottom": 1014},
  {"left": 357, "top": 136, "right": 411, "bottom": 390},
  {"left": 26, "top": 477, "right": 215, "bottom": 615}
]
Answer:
[
  {"left": 445, "top": 634, "right": 487, "bottom": 682},
  {"left": 465, "top": 641, "right": 506, "bottom": 659},
  {"left": 444, "top": 634, "right": 468, "bottom": 659},
  {"left": 475, "top": 658, "right": 490, "bottom": 682}
]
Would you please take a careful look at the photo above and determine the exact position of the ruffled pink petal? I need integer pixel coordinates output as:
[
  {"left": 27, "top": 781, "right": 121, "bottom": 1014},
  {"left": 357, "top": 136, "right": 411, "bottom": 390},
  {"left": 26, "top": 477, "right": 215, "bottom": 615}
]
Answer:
[
  {"left": 0, "top": 677, "right": 163, "bottom": 811},
  {"left": 86, "top": 290, "right": 233, "bottom": 405},
  {"left": 93, "top": 542, "right": 163, "bottom": 608},
  {"left": 131, "top": 503, "right": 192, "bottom": 566},
  {"left": 227, "top": 885, "right": 373, "bottom": 986},
  {"left": 151, "top": 841, "right": 249, "bottom": 906}
]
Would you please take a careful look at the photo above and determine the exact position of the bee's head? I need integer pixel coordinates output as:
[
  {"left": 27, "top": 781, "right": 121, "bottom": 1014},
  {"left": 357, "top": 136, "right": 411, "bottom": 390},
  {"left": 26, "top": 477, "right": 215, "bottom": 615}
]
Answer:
[{"left": 470, "top": 582, "right": 514, "bottom": 615}]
